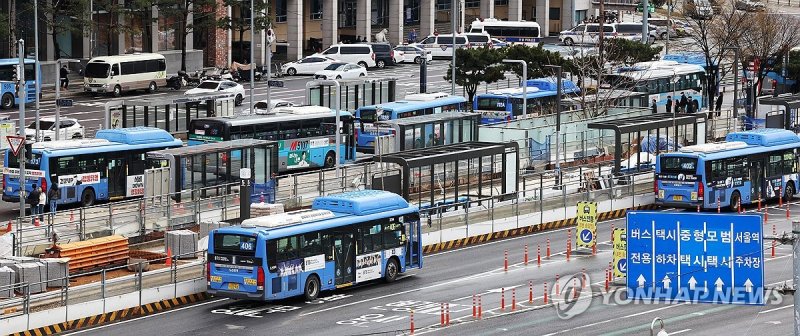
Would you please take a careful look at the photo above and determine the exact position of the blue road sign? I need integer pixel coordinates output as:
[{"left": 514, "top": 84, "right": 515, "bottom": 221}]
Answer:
[
  {"left": 626, "top": 211, "right": 764, "bottom": 305},
  {"left": 617, "top": 258, "right": 627, "bottom": 274},
  {"left": 579, "top": 229, "right": 593, "bottom": 245}
]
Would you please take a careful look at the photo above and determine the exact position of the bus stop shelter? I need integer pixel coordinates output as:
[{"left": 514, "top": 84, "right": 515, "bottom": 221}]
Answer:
[
  {"left": 104, "top": 92, "right": 237, "bottom": 137},
  {"left": 373, "top": 112, "right": 481, "bottom": 154},
  {"left": 373, "top": 141, "right": 519, "bottom": 210},
  {"left": 306, "top": 77, "right": 397, "bottom": 111},
  {"left": 758, "top": 94, "right": 800, "bottom": 130},
  {"left": 588, "top": 112, "right": 706, "bottom": 174}
]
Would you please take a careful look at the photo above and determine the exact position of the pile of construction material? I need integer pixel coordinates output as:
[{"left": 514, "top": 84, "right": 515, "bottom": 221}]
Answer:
[
  {"left": 45, "top": 235, "right": 129, "bottom": 273},
  {"left": 0, "top": 256, "right": 69, "bottom": 297},
  {"left": 251, "top": 202, "right": 284, "bottom": 217},
  {"left": 165, "top": 230, "right": 198, "bottom": 259}
]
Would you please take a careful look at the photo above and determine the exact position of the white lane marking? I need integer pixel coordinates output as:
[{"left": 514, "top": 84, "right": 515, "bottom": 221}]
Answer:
[
  {"left": 759, "top": 304, "right": 793, "bottom": 314},
  {"left": 669, "top": 329, "right": 692, "bottom": 335},
  {"left": 64, "top": 298, "right": 229, "bottom": 335}
]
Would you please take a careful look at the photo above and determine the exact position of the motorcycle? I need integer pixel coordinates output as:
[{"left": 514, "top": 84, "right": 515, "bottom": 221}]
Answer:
[{"left": 167, "top": 69, "right": 203, "bottom": 90}]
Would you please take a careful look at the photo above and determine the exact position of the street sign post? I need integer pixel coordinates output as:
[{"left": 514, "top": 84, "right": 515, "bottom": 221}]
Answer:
[
  {"left": 6, "top": 135, "right": 23, "bottom": 156},
  {"left": 56, "top": 98, "right": 73, "bottom": 107},
  {"left": 576, "top": 201, "right": 598, "bottom": 248},
  {"left": 267, "top": 80, "right": 284, "bottom": 88},
  {"left": 626, "top": 212, "right": 764, "bottom": 305},
  {"left": 613, "top": 228, "right": 627, "bottom": 278}
]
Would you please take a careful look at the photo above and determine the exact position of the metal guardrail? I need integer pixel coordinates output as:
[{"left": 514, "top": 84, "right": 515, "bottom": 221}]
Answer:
[
  {"left": 9, "top": 183, "right": 244, "bottom": 257},
  {"left": 0, "top": 250, "right": 205, "bottom": 322}
]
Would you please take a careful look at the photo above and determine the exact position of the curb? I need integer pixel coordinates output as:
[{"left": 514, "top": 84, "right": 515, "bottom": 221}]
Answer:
[
  {"left": 421, "top": 204, "right": 657, "bottom": 254},
  {"left": 10, "top": 293, "right": 209, "bottom": 336}
]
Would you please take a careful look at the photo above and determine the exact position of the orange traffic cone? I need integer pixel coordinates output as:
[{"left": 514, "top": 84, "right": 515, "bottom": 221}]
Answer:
[
  {"left": 4, "top": 220, "right": 10, "bottom": 232},
  {"left": 33, "top": 217, "right": 40, "bottom": 227},
  {"left": 166, "top": 247, "right": 173, "bottom": 266}
]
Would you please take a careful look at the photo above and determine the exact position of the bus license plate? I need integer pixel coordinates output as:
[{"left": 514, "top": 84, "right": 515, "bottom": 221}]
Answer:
[
  {"left": 228, "top": 283, "right": 240, "bottom": 290},
  {"left": 673, "top": 195, "right": 683, "bottom": 201},
  {"left": 244, "top": 278, "right": 257, "bottom": 286}
]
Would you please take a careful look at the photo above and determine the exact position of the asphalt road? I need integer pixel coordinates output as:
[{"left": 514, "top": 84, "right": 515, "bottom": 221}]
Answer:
[{"left": 63, "top": 201, "right": 799, "bottom": 336}]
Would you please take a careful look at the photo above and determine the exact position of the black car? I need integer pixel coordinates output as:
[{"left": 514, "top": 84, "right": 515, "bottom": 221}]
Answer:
[{"left": 369, "top": 42, "right": 396, "bottom": 69}]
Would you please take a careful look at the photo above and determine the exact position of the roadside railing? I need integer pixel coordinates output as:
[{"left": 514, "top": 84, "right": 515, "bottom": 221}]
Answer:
[
  {"left": 0, "top": 250, "right": 205, "bottom": 324},
  {"left": 9, "top": 183, "right": 243, "bottom": 256}
]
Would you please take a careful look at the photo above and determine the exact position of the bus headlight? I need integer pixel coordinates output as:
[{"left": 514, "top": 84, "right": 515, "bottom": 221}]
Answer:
[
  {"left": 690, "top": 192, "right": 697, "bottom": 201},
  {"left": 658, "top": 190, "right": 664, "bottom": 199}
]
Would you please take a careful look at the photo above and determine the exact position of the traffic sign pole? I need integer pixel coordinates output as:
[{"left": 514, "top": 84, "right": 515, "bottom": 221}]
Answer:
[
  {"left": 16, "top": 39, "right": 26, "bottom": 223},
  {"left": 792, "top": 220, "right": 800, "bottom": 336}
]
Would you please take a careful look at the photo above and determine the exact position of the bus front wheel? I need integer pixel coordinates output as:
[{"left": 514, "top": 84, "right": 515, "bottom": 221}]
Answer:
[
  {"left": 304, "top": 274, "right": 320, "bottom": 301},
  {"left": 729, "top": 191, "right": 740, "bottom": 212},
  {"left": 384, "top": 258, "right": 399, "bottom": 283},
  {"left": 785, "top": 182, "right": 795, "bottom": 202},
  {"left": 1, "top": 93, "right": 13, "bottom": 109},
  {"left": 81, "top": 189, "right": 96, "bottom": 207},
  {"left": 324, "top": 151, "right": 336, "bottom": 168}
]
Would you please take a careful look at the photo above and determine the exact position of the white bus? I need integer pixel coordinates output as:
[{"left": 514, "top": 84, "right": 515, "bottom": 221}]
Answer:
[
  {"left": 468, "top": 18, "right": 541, "bottom": 45},
  {"left": 83, "top": 53, "right": 167, "bottom": 97}
]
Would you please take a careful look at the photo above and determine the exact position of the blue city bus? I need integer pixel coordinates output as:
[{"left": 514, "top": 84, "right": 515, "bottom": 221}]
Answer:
[
  {"left": 188, "top": 106, "right": 356, "bottom": 172},
  {"left": 0, "top": 58, "right": 40, "bottom": 110},
  {"left": 2, "top": 127, "right": 183, "bottom": 207},
  {"left": 207, "top": 190, "right": 422, "bottom": 301},
  {"left": 355, "top": 93, "right": 467, "bottom": 153},
  {"left": 655, "top": 128, "right": 800, "bottom": 211},
  {"left": 606, "top": 60, "right": 706, "bottom": 112},
  {"left": 473, "top": 77, "right": 580, "bottom": 124}
]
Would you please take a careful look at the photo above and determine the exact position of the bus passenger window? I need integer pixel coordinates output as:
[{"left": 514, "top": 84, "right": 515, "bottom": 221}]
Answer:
[
  {"left": 383, "top": 221, "right": 404, "bottom": 248},
  {"left": 301, "top": 232, "right": 323, "bottom": 257},
  {"left": 267, "top": 241, "right": 278, "bottom": 272},
  {"left": 277, "top": 236, "right": 299, "bottom": 261}
]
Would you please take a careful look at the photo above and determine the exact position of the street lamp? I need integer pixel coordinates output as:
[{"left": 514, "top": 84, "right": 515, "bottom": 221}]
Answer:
[
  {"left": 54, "top": 59, "right": 81, "bottom": 141},
  {"left": 544, "top": 65, "right": 563, "bottom": 186},
  {"left": 502, "top": 59, "right": 528, "bottom": 118},
  {"left": 650, "top": 317, "right": 669, "bottom": 336},
  {"left": 671, "top": 71, "right": 678, "bottom": 151},
  {"left": 722, "top": 47, "right": 740, "bottom": 131},
  {"left": 249, "top": 0, "right": 255, "bottom": 115},
  {"left": 308, "top": 79, "right": 342, "bottom": 177}
]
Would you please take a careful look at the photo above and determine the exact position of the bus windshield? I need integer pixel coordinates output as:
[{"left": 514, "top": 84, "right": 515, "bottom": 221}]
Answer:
[
  {"left": 85, "top": 63, "right": 110, "bottom": 78},
  {"left": 476, "top": 98, "right": 507, "bottom": 111},
  {"left": 0, "top": 63, "right": 36, "bottom": 82},
  {"left": 660, "top": 156, "right": 697, "bottom": 173},
  {"left": 213, "top": 233, "right": 257, "bottom": 256}
]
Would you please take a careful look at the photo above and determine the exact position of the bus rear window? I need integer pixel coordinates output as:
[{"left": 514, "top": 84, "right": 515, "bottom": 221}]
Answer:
[
  {"left": 213, "top": 233, "right": 257, "bottom": 255},
  {"left": 476, "top": 98, "right": 507, "bottom": 111},
  {"left": 660, "top": 157, "right": 697, "bottom": 172},
  {"left": 190, "top": 121, "right": 225, "bottom": 139},
  {"left": 6, "top": 153, "right": 41, "bottom": 170}
]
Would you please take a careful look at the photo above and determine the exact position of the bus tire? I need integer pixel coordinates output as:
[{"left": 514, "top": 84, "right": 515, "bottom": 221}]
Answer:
[
  {"left": 304, "top": 274, "right": 321, "bottom": 301},
  {"left": 235, "top": 94, "right": 243, "bottom": 106},
  {"left": 729, "top": 191, "right": 740, "bottom": 212},
  {"left": 81, "top": 188, "right": 96, "bottom": 207},
  {"left": 147, "top": 81, "right": 157, "bottom": 93},
  {"left": 1, "top": 93, "right": 14, "bottom": 109},
  {"left": 112, "top": 85, "right": 122, "bottom": 98},
  {"left": 324, "top": 151, "right": 336, "bottom": 168},
  {"left": 384, "top": 257, "right": 399, "bottom": 283},
  {"left": 785, "top": 182, "right": 795, "bottom": 202}
]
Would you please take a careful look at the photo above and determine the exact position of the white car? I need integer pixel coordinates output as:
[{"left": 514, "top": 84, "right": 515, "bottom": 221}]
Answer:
[
  {"left": 24, "top": 117, "right": 84, "bottom": 142},
  {"left": 314, "top": 63, "right": 368, "bottom": 80},
  {"left": 185, "top": 80, "right": 245, "bottom": 106},
  {"left": 253, "top": 99, "right": 295, "bottom": 113},
  {"left": 281, "top": 56, "right": 339, "bottom": 76},
  {"left": 393, "top": 45, "right": 433, "bottom": 64}
]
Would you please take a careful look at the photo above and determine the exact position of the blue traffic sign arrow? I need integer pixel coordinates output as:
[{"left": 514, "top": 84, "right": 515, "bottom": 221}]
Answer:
[
  {"left": 617, "top": 259, "right": 627, "bottom": 272},
  {"left": 580, "top": 230, "right": 593, "bottom": 244},
  {"left": 626, "top": 211, "right": 764, "bottom": 305}
]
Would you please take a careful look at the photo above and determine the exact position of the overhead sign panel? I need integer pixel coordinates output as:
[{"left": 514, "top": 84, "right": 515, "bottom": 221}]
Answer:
[{"left": 626, "top": 211, "right": 764, "bottom": 305}]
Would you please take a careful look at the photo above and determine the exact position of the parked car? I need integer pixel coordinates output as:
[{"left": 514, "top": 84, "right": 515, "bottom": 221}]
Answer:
[
  {"left": 24, "top": 117, "right": 84, "bottom": 142},
  {"left": 370, "top": 42, "right": 397, "bottom": 69},
  {"left": 314, "top": 62, "right": 368, "bottom": 80},
  {"left": 313, "top": 44, "right": 377, "bottom": 68},
  {"left": 185, "top": 80, "right": 245, "bottom": 106},
  {"left": 463, "top": 32, "right": 492, "bottom": 48},
  {"left": 412, "top": 34, "right": 469, "bottom": 58},
  {"left": 559, "top": 23, "right": 615, "bottom": 46},
  {"left": 253, "top": 99, "right": 295, "bottom": 113},
  {"left": 736, "top": 0, "right": 766, "bottom": 11},
  {"left": 393, "top": 45, "right": 433, "bottom": 64},
  {"left": 490, "top": 38, "right": 509, "bottom": 48},
  {"left": 281, "top": 56, "right": 339, "bottom": 76}
]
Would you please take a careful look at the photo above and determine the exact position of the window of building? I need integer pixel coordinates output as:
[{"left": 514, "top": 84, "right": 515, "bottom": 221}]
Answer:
[
  {"left": 276, "top": 0, "right": 288, "bottom": 22},
  {"left": 311, "top": 0, "right": 323, "bottom": 20}
]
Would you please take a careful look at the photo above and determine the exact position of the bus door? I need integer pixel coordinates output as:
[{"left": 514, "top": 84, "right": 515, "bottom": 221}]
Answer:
[
  {"left": 406, "top": 216, "right": 422, "bottom": 268},
  {"left": 107, "top": 156, "right": 127, "bottom": 199},
  {"left": 333, "top": 232, "right": 355, "bottom": 285},
  {"left": 750, "top": 159, "right": 765, "bottom": 201}
]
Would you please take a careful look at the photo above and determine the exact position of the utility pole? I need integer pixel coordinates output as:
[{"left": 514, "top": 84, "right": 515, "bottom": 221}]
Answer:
[
  {"left": 451, "top": 0, "right": 457, "bottom": 95},
  {"left": 249, "top": 0, "right": 255, "bottom": 114},
  {"left": 17, "top": 39, "right": 26, "bottom": 221},
  {"left": 641, "top": 0, "right": 649, "bottom": 44},
  {"left": 794, "top": 220, "right": 800, "bottom": 336},
  {"left": 34, "top": 0, "right": 40, "bottom": 141},
  {"left": 266, "top": 25, "right": 274, "bottom": 113}
]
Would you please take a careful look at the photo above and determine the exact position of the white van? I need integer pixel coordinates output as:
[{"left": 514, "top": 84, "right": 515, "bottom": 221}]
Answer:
[
  {"left": 559, "top": 23, "right": 616, "bottom": 46},
  {"left": 83, "top": 53, "right": 167, "bottom": 97},
  {"left": 613, "top": 22, "right": 657, "bottom": 44},
  {"left": 314, "top": 44, "right": 377, "bottom": 68},
  {"left": 412, "top": 34, "right": 470, "bottom": 58}
]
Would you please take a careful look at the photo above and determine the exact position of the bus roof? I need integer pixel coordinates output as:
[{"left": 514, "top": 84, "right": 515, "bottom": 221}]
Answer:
[
  {"left": 662, "top": 53, "right": 715, "bottom": 67},
  {"left": 87, "top": 53, "right": 166, "bottom": 63},
  {"left": 0, "top": 58, "right": 36, "bottom": 65},
  {"left": 616, "top": 61, "right": 705, "bottom": 78},
  {"left": 229, "top": 190, "right": 417, "bottom": 239},
  {"left": 31, "top": 134, "right": 182, "bottom": 156},
  {"left": 358, "top": 95, "right": 467, "bottom": 113},
  {"left": 375, "top": 111, "right": 480, "bottom": 127},
  {"left": 147, "top": 139, "right": 276, "bottom": 157},
  {"left": 476, "top": 77, "right": 580, "bottom": 99},
  {"left": 196, "top": 108, "right": 354, "bottom": 127},
  {"left": 95, "top": 127, "right": 177, "bottom": 145},
  {"left": 471, "top": 18, "right": 541, "bottom": 28},
  {"left": 665, "top": 129, "right": 800, "bottom": 161}
]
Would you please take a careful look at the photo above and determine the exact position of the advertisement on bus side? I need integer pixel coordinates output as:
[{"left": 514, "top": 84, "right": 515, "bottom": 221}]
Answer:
[
  {"left": 57, "top": 172, "right": 101, "bottom": 187},
  {"left": 2, "top": 168, "right": 45, "bottom": 178},
  {"left": 355, "top": 252, "right": 382, "bottom": 282}
]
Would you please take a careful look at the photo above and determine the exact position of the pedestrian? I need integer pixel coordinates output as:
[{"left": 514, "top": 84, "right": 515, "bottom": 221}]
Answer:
[
  {"left": 48, "top": 183, "right": 60, "bottom": 217},
  {"left": 27, "top": 183, "right": 40, "bottom": 224},
  {"left": 691, "top": 97, "right": 700, "bottom": 114},
  {"left": 651, "top": 99, "right": 658, "bottom": 114},
  {"left": 60, "top": 65, "right": 69, "bottom": 89},
  {"left": 674, "top": 98, "right": 680, "bottom": 114},
  {"left": 38, "top": 186, "right": 46, "bottom": 222},
  {"left": 680, "top": 92, "right": 688, "bottom": 111},
  {"left": 715, "top": 93, "right": 723, "bottom": 116},
  {"left": 666, "top": 95, "right": 672, "bottom": 113},
  {"left": 686, "top": 96, "right": 694, "bottom": 113},
  {"left": 408, "top": 28, "right": 417, "bottom": 44}
]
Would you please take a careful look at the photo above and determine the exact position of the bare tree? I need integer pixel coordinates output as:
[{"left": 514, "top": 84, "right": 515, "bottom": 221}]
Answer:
[
  {"left": 739, "top": 10, "right": 800, "bottom": 96},
  {"left": 31, "top": 0, "right": 93, "bottom": 59}
]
